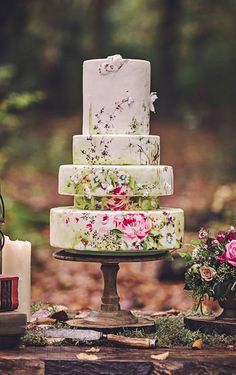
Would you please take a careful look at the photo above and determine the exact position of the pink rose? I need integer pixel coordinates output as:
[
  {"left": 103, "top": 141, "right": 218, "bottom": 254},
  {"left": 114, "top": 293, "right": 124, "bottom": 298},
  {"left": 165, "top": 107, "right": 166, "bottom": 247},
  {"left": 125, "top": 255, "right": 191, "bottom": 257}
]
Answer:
[
  {"left": 224, "top": 240, "right": 236, "bottom": 266},
  {"left": 102, "top": 214, "right": 109, "bottom": 225},
  {"left": 112, "top": 185, "right": 129, "bottom": 196},
  {"left": 86, "top": 223, "right": 93, "bottom": 232},
  {"left": 107, "top": 197, "right": 129, "bottom": 210},
  {"left": 217, "top": 251, "right": 226, "bottom": 263},
  {"left": 216, "top": 232, "right": 226, "bottom": 243},
  {"left": 228, "top": 228, "right": 236, "bottom": 241},
  {"left": 114, "top": 213, "right": 152, "bottom": 241},
  {"left": 106, "top": 185, "right": 131, "bottom": 210},
  {"left": 199, "top": 265, "right": 217, "bottom": 281}
]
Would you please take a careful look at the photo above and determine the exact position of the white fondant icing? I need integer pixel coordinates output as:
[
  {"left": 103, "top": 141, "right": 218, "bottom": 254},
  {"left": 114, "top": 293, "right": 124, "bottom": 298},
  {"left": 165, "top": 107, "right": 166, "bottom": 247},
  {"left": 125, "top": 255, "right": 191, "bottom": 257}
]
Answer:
[
  {"left": 58, "top": 165, "right": 173, "bottom": 197},
  {"left": 73, "top": 135, "right": 160, "bottom": 165},
  {"left": 50, "top": 207, "right": 184, "bottom": 251},
  {"left": 83, "top": 58, "right": 151, "bottom": 135}
]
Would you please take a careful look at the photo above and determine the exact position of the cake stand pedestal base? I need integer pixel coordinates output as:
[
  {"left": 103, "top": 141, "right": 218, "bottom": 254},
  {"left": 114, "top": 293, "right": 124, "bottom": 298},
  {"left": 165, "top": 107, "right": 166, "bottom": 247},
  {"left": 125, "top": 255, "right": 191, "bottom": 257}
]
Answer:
[
  {"left": 53, "top": 249, "right": 169, "bottom": 331},
  {"left": 184, "top": 315, "right": 236, "bottom": 335}
]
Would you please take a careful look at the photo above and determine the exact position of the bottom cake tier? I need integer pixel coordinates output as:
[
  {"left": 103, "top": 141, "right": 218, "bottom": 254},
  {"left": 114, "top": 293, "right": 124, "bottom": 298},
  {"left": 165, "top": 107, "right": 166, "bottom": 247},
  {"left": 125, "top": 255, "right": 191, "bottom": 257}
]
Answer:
[{"left": 50, "top": 207, "right": 184, "bottom": 251}]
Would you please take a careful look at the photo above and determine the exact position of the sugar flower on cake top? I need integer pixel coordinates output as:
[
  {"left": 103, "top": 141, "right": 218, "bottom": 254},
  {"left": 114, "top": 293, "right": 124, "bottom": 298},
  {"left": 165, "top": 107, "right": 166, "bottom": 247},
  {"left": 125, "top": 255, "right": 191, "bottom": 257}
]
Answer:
[{"left": 99, "top": 54, "right": 125, "bottom": 75}]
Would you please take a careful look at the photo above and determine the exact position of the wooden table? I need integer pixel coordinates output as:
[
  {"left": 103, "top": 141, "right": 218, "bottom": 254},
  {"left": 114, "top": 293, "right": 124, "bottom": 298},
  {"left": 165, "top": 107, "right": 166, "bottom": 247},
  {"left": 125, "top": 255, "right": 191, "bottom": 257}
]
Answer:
[{"left": 0, "top": 345, "right": 235, "bottom": 375}]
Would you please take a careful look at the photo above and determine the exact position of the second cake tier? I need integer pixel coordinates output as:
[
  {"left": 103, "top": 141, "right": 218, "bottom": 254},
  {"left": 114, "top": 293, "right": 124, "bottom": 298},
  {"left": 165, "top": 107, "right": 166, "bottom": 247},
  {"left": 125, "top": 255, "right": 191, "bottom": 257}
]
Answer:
[
  {"left": 73, "top": 134, "right": 160, "bottom": 165},
  {"left": 59, "top": 165, "right": 173, "bottom": 197},
  {"left": 50, "top": 207, "right": 184, "bottom": 251}
]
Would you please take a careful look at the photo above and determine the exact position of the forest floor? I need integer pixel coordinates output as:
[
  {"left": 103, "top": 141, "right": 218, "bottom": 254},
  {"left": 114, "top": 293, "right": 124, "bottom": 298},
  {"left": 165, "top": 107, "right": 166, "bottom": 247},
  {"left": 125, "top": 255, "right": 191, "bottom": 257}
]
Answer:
[{"left": 2, "top": 116, "right": 235, "bottom": 314}]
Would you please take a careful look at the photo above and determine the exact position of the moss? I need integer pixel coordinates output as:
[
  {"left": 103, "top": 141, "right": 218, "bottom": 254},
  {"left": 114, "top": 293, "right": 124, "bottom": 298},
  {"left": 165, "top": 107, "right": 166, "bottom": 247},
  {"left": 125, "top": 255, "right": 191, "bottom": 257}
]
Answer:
[
  {"left": 120, "top": 315, "right": 236, "bottom": 348},
  {"left": 22, "top": 329, "right": 47, "bottom": 346},
  {"left": 22, "top": 314, "right": 236, "bottom": 348}
]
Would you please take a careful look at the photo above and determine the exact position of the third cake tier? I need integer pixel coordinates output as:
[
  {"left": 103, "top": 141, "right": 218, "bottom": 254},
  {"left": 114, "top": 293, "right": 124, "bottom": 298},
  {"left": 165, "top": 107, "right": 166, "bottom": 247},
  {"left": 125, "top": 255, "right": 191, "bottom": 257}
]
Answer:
[{"left": 59, "top": 165, "right": 173, "bottom": 197}]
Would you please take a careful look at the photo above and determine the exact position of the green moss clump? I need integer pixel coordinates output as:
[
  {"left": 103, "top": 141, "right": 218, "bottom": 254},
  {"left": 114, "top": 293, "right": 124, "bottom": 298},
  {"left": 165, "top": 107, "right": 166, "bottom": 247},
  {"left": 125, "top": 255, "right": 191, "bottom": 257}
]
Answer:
[
  {"left": 22, "top": 330, "right": 47, "bottom": 346},
  {"left": 121, "top": 315, "right": 236, "bottom": 348}
]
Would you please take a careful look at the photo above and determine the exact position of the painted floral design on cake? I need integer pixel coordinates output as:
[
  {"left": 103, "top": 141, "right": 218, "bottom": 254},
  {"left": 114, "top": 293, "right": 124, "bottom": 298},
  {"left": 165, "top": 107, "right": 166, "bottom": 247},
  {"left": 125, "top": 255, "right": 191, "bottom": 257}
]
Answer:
[
  {"left": 74, "top": 196, "right": 159, "bottom": 211},
  {"left": 50, "top": 208, "right": 184, "bottom": 251},
  {"left": 90, "top": 94, "right": 149, "bottom": 135},
  {"left": 73, "top": 135, "right": 160, "bottom": 165},
  {"left": 60, "top": 165, "right": 173, "bottom": 198}
]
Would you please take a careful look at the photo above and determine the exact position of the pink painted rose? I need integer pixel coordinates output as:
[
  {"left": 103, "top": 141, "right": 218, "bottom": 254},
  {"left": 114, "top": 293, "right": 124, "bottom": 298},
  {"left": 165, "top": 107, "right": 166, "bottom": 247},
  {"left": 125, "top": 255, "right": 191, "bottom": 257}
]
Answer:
[
  {"left": 86, "top": 223, "right": 93, "bottom": 232},
  {"left": 106, "top": 185, "right": 131, "bottom": 210},
  {"left": 199, "top": 265, "right": 217, "bottom": 281},
  {"left": 107, "top": 196, "right": 130, "bottom": 210},
  {"left": 114, "top": 213, "right": 152, "bottom": 241},
  {"left": 112, "top": 185, "right": 129, "bottom": 196}
]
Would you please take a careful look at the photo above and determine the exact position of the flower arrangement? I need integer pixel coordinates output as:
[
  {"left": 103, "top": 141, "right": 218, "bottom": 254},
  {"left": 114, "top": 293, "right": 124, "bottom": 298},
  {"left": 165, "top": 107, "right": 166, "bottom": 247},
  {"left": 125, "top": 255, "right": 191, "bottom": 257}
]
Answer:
[{"left": 183, "top": 226, "right": 236, "bottom": 309}]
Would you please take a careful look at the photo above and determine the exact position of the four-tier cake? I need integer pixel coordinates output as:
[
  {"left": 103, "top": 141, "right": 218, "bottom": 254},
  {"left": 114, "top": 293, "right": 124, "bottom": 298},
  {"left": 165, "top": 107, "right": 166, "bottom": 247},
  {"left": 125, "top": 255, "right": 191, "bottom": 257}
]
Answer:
[{"left": 50, "top": 55, "right": 184, "bottom": 252}]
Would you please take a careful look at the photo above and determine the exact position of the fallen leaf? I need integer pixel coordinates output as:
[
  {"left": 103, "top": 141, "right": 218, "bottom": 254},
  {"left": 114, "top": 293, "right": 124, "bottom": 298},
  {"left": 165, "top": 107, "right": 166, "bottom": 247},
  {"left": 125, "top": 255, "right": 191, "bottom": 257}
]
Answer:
[
  {"left": 151, "top": 352, "right": 169, "bottom": 360},
  {"left": 34, "top": 318, "right": 56, "bottom": 325},
  {"left": 192, "top": 339, "right": 203, "bottom": 350},
  {"left": 226, "top": 345, "right": 235, "bottom": 351},
  {"left": 37, "top": 324, "right": 54, "bottom": 329},
  {"left": 150, "top": 309, "right": 180, "bottom": 317},
  {"left": 30, "top": 310, "right": 51, "bottom": 322},
  {"left": 46, "top": 338, "right": 65, "bottom": 345},
  {"left": 85, "top": 347, "right": 100, "bottom": 353},
  {"left": 76, "top": 353, "right": 98, "bottom": 361}
]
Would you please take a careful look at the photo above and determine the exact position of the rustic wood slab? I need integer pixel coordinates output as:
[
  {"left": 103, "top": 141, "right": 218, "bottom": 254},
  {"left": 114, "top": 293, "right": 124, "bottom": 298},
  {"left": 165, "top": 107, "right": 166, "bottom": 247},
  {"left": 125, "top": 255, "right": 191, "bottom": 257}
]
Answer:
[
  {"left": 0, "top": 345, "right": 235, "bottom": 375},
  {"left": 184, "top": 315, "right": 236, "bottom": 335}
]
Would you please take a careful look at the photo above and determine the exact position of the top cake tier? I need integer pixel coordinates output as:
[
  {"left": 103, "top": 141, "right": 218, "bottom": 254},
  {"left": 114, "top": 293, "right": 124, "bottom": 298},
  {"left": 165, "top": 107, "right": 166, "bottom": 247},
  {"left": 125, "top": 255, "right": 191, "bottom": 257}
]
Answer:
[{"left": 82, "top": 55, "right": 156, "bottom": 135}]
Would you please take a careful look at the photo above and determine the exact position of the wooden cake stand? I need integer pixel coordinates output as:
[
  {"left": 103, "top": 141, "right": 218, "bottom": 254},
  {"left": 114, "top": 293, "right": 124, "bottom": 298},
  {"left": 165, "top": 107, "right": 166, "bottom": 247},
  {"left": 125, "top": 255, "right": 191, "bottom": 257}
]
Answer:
[{"left": 53, "top": 249, "right": 169, "bottom": 331}]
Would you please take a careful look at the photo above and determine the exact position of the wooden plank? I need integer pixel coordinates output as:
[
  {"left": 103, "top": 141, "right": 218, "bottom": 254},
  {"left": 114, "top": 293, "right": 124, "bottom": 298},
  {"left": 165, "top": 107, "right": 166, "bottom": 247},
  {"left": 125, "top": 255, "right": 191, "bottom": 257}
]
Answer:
[
  {"left": 45, "top": 360, "right": 154, "bottom": 375},
  {"left": 0, "top": 346, "right": 235, "bottom": 375}
]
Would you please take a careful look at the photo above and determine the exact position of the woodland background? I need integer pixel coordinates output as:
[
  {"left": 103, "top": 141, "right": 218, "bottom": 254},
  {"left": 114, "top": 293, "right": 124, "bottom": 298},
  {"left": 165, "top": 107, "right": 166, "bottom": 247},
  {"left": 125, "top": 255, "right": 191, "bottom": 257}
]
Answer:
[{"left": 0, "top": 0, "right": 236, "bottom": 312}]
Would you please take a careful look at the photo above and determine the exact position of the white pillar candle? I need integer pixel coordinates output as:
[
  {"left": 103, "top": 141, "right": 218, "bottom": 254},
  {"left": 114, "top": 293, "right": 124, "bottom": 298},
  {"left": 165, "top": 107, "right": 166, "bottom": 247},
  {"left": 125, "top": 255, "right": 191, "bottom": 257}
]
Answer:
[{"left": 2, "top": 236, "right": 31, "bottom": 321}]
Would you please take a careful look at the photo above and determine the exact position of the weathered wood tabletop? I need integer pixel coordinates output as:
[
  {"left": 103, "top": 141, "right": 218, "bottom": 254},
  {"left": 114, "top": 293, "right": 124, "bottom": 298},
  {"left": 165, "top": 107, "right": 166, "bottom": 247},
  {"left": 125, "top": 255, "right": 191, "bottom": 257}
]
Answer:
[{"left": 0, "top": 345, "right": 235, "bottom": 375}]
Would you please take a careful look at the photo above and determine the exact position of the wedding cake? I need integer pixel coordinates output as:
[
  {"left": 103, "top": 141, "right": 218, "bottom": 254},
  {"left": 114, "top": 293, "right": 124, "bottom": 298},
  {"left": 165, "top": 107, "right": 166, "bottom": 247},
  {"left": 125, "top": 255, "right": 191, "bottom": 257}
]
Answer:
[{"left": 50, "top": 55, "right": 184, "bottom": 252}]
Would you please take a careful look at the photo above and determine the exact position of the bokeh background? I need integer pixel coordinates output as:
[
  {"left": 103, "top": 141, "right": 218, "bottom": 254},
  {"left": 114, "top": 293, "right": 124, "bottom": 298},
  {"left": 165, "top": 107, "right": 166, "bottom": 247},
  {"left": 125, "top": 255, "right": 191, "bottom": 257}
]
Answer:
[{"left": 1, "top": 0, "right": 236, "bottom": 312}]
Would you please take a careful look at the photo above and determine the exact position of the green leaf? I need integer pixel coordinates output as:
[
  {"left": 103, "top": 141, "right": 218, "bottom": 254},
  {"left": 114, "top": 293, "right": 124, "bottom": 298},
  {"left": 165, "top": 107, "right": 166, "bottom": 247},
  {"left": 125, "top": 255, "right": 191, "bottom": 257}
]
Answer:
[
  {"left": 110, "top": 229, "right": 123, "bottom": 238},
  {"left": 180, "top": 252, "right": 192, "bottom": 261},
  {"left": 190, "top": 239, "right": 201, "bottom": 246},
  {"left": 166, "top": 253, "right": 174, "bottom": 262}
]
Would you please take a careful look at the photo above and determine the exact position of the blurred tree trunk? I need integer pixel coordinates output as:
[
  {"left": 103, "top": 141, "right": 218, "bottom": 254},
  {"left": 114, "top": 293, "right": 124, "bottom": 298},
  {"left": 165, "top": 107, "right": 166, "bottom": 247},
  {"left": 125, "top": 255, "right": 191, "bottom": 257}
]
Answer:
[
  {"left": 93, "top": 0, "right": 108, "bottom": 57},
  {"left": 158, "top": 0, "right": 182, "bottom": 116}
]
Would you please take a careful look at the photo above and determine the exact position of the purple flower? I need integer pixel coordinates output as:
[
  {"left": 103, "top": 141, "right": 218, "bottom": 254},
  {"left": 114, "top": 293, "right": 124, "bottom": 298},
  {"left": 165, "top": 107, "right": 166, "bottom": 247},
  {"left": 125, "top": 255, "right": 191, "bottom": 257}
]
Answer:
[{"left": 198, "top": 227, "right": 209, "bottom": 240}]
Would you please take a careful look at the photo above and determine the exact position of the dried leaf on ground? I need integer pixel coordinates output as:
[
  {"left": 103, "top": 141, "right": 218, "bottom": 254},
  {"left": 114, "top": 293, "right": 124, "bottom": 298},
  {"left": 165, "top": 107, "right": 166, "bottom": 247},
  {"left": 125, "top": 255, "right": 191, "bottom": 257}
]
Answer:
[
  {"left": 151, "top": 351, "right": 169, "bottom": 360},
  {"left": 76, "top": 353, "right": 98, "bottom": 361},
  {"left": 30, "top": 310, "right": 51, "bottom": 322},
  {"left": 46, "top": 338, "right": 65, "bottom": 345},
  {"left": 192, "top": 339, "right": 203, "bottom": 350},
  {"left": 150, "top": 309, "right": 180, "bottom": 317},
  {"left": 85, "top": 347, "right": 101, "bottom": 353}
]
